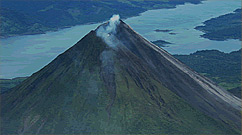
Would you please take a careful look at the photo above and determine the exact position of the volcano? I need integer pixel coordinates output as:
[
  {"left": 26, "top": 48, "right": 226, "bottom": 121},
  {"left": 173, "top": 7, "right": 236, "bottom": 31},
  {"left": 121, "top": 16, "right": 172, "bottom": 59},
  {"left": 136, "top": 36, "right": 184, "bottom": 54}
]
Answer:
[{"left": 1, "top": 15, "right": 241, "bottom": 134}]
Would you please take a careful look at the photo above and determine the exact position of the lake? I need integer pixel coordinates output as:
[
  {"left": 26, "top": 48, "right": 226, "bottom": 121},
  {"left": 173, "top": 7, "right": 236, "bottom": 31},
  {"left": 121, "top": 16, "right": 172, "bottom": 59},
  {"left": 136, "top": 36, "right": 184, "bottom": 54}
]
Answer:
[{"left": 0, "top": 0, "right": 241, "bottom": 78}]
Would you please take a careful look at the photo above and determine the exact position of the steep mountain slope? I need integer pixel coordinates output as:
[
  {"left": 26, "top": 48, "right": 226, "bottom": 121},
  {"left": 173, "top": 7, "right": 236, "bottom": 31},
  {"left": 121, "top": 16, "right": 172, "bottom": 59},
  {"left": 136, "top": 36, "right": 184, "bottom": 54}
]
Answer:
[
  {"left": 1, "top": 16, "right": 241, "bottom": 134},
  {"left": 0, "top": 77, "right": 28, "bottom": 94},
  {"left": 1, "top": 50, "right": 240, "bottom": 98}
]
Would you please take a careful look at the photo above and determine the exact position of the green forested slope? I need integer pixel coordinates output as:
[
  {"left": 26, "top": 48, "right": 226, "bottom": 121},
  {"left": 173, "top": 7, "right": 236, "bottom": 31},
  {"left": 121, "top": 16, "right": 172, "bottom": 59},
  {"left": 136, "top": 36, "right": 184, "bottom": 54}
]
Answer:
[
  {"left": 174, "top": 49, "right": 241, "bottom": 98},
  {"left": 0, "top": 8, "right": 56, "bottom": 37}
]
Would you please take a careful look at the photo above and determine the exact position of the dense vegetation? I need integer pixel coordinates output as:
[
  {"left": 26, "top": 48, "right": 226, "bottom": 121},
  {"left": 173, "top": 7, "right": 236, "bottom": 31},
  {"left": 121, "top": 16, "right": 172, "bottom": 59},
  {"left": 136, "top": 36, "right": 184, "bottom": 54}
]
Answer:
[
  {"left": 174, "top": 49, "right": 241, "bottom": 98},
  {"left": 0, "top": 0, "right": 202, "bottom": 38},
  {"left": 0, "top": 8, "right": 56, "bottom": 37},
  {"left": 195, "top": 9, "right": 241, "bottom": 41}
]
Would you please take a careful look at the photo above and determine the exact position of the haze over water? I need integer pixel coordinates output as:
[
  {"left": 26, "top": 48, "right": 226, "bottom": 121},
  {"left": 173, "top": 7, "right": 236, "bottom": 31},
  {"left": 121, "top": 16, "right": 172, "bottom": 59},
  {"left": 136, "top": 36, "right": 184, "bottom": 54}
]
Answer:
[
  {"left": 0, "top": 0, "right": 240, "bottom": 78},
  {"left": 126, "top": 0, "right": 241, "bottom": 54}
]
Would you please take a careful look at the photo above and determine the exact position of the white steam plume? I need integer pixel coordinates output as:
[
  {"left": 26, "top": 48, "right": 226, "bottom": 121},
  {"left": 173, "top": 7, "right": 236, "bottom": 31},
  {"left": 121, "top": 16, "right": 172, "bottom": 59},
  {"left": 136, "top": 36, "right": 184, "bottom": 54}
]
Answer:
[
  {"left": 106, "top": 14, "right": 120, "bottom": 33},
  {"left": 96, "top": 14, "right": 120, "bottom": 48}
]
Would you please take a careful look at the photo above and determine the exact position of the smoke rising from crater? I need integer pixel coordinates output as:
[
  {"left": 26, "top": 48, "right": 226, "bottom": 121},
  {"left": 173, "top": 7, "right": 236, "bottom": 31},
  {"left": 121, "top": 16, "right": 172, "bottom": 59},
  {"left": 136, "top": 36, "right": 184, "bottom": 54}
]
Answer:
[
  {"left": 96, "top": 14, "right": 120, "bottom": 48},
  {"left": 97, "top": 15, "right": 120, "bottom": 117}
]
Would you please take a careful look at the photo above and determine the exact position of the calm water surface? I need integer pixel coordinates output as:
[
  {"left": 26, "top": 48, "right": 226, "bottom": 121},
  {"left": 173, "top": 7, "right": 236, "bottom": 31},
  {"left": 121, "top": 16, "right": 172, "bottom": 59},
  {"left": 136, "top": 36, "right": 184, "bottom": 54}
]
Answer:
[{"left": 0, "top": 0, "right": 241, "bottom": 78}]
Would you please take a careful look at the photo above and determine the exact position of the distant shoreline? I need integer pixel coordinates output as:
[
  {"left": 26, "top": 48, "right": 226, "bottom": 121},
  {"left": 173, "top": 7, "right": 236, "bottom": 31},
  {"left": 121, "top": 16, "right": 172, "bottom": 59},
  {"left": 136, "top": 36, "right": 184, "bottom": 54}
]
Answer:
[
  {"left": 195, "top": 8, "right": 241, "bottom": 41},
  {"left": 0, "top": 0, "right": 203, "bottom": 39},
  {"left": 0, "top": 48, "right": 239, "bottom": 80}
]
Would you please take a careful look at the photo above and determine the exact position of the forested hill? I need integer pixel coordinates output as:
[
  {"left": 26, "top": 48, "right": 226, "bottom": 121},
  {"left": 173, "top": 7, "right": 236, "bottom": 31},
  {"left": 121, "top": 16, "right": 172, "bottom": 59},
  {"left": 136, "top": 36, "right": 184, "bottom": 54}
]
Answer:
[
  {"left": 174, "top": 49, "right": 241, "bottom": 98},
  {"left": 195, "top": 8, "right": 241, "bottom": 41},
  {"left": 0, "top": 0, "right": 202, "bottom": 38}
]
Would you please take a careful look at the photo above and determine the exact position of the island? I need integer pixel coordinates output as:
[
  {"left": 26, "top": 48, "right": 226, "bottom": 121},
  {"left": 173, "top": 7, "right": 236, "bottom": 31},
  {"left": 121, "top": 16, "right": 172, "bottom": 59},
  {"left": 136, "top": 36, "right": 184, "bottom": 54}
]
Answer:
[
  {"left": 195, "top": 8, "right": 241, "bottom": 41},
  {"left": 154, "top": 29, "right": 173, "bottom": 33},
  {"left": 151, "top": 40, "right": 172, "bottom": 47},
  {"left": 169, "top": 32, "right": 177, "bottom": 35}
]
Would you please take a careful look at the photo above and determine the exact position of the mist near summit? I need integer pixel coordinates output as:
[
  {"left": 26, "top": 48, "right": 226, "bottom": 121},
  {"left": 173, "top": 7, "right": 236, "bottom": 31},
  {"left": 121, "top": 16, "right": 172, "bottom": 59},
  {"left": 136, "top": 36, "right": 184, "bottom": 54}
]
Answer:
[{"left": 96, "top": 14, "right": 121, "bottom": 48}]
